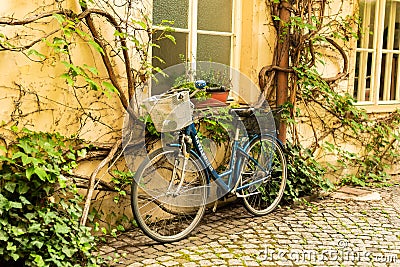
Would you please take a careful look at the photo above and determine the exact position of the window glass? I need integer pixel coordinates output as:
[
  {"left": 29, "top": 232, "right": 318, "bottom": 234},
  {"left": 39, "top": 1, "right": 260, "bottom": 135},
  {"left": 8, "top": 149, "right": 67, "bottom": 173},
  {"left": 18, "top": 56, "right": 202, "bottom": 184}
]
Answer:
[
  {"left": 380, "top": 1, "right": 399, "bottom": 100},
  {"left": 197, "top": 34, "right": 231, "bottom": 66},
  {"left": 354, "top": 0, "right": 400, "bottom": 103},
  {"left": 152, "top": 0, "right": 234, "bottom": 74},
  {"left": 359, "top": 0, "right": 375, "bottom": 49},
  {"left": 383, "top": 1, "right": 399, "bottom": 50},
  {"left": 198, "top": 0, "right": 232, "bottom": 32},
  {"left": 152, "top": 31, "right": 188, "bottom": 69},
  {"left": 153, "top": 0, "right": 189, "bottom": 28}
]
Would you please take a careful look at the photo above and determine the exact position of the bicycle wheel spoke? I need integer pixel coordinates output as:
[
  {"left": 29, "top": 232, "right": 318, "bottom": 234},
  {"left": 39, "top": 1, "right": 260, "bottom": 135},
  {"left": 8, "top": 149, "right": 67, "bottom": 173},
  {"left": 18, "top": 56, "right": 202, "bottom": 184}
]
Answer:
[
  {"left": 240, "top": 136, "right": 287, "bottom": 216},
  {"left": 131, "top": 147, "right": 207, "bottom": 242}
]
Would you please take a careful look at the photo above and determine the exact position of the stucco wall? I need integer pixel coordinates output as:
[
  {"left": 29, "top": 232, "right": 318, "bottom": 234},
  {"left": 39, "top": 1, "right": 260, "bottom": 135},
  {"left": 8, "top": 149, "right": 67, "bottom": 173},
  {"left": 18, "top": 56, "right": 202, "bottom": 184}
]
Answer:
[{"left": 0, "top": 1, "right": 124, "bottom": 143}]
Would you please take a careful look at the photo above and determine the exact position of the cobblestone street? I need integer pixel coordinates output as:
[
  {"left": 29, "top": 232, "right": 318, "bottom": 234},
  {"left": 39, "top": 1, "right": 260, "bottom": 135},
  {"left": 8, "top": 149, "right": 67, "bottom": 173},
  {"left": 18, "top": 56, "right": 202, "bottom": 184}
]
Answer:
[{"left": 100, "top": 185, "right": 400, "bottom": 266}]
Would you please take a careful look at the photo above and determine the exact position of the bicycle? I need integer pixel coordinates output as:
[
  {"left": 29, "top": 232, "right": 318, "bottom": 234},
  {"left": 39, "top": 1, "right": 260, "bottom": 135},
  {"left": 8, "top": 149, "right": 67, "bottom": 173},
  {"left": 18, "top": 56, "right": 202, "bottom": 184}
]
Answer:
[{"left": 131, "top": 89, "right": 287, "bottom": 243}]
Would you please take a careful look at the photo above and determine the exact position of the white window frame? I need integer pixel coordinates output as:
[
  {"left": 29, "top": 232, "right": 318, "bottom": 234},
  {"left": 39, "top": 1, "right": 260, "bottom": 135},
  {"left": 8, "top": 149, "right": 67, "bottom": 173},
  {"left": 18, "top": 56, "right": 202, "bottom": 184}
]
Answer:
[
  {"left": 152, "top": 0, "right": 241, "bottom": 72},
  {"left": 354, "top": 0, "right": 400, "bottom": 112}
]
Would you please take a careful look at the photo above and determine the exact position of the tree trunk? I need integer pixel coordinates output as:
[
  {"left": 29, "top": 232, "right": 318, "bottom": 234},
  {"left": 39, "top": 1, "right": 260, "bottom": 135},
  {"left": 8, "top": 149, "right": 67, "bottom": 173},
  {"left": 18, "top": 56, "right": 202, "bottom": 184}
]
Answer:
[{"left": 276, "top": 1, "right": 291, "bottom": 144}]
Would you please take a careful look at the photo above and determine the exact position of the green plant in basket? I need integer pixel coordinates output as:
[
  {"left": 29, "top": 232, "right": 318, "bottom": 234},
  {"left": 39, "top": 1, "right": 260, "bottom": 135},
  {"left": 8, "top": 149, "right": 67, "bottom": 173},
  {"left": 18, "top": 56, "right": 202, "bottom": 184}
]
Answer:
[{"left": 172, "top": 80, "right": 210, "bottom": 101}]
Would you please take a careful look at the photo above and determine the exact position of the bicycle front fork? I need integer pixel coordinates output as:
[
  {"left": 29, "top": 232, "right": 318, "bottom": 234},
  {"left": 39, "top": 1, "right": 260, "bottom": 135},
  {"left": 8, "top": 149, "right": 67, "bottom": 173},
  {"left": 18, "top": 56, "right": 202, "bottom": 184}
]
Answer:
[{"left": 167, "top": 134, "right": 192, "bottom": 197}]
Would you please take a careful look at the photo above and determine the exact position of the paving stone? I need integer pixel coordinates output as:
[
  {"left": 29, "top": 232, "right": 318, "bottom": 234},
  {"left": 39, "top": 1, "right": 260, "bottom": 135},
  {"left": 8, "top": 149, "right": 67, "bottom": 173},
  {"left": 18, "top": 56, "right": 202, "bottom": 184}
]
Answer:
[
  {"left": 141, "top": 259, "right": 157, "bottom": 265},
  {"left": 198, "top": 259, "right": 213, "bottom": 266},
  {"left": 189, "top": 254, "right": 204, "bottom": 261},
  {"left": 161, "top": 261, "right": 179, "bottom": 266},
  {"left": 211, "top": 258, "right": 227, "bottom": 265},
  {"left": 156, "top": 256, "right": 173, "bottom": 262},
  {"left": 201, "top": 252, "right": 219, "bottom": 259}
]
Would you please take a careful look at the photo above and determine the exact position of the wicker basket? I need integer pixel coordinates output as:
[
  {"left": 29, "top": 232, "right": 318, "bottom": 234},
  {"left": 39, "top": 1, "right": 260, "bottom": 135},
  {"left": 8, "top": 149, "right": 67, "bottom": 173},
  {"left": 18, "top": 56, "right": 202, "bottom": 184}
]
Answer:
[{"left": 143, "top": 91, "right": 193, "bottom": 132}]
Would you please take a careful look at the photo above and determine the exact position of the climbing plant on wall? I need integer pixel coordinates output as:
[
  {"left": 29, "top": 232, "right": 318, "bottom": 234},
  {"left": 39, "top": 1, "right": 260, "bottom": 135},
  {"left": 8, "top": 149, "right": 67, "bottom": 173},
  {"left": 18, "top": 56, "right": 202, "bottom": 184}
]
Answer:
[{"left": 260, "top": 0, "right": 400, "bottom": 189}]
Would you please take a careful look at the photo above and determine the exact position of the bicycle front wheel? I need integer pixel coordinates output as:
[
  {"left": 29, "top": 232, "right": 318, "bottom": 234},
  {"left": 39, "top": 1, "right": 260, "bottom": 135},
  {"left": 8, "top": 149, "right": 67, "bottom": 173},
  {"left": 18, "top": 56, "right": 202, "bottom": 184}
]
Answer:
[
  {"left": 240, "top": 135, "right": 287, "bottom": 216},
  {"left": 131, "top": 147, "right": 207, "bottom": 243}
]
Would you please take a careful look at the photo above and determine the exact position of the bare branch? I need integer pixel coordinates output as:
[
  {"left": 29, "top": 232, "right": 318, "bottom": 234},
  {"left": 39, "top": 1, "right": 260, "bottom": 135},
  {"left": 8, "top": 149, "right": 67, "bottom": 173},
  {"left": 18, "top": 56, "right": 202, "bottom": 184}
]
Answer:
[
  {"left": 322, "top": 37, "right": 349, "bottom": 83},
  {"left": 80, "top": 139, "right": 122, "bottom": 226}
]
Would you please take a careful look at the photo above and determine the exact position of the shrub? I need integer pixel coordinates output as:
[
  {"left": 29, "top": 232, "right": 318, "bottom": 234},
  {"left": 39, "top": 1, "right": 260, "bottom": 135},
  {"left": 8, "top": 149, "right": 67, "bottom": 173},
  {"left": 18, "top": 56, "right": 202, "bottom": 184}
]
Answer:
[{"left": 0, "top": 129, "right": 102, "bottom": 267}]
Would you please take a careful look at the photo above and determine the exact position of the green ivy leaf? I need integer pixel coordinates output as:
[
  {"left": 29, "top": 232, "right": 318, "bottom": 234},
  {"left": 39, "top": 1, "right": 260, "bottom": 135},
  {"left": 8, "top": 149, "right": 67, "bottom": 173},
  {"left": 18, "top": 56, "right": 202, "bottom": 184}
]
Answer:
[
  {"left": 58, "top": 175, "right": 67, "bottom": 189},
  {"left": 10, "top": 201, "right": 22, "bottom": 209},
  {"left": 83, "top": 64, "right": 99, "bottom": 75},
  {"left": 85, "top": 78, "right": 100, "bottom": 91},
  {"left": 53, "top": 14, "right": 66, "bottom": 24},
  {"left": 88, "top": 40, "right": 104, "bottom": 55},
  {"left": 11, "top": 226, "right": 25, "bottom": 236},
  {"left": 31, "top": 240, "right": 44, "bottom": 249},
  {"left": 164, "top": 34, "right": 176, "bottom": 44},
  {"left": 10, "top": 125, "right": 18, "bottom": 132},
  {"left": 4, "top": 182, "right": 16, "bottom": 193},
  {"left": 34, "top": 168, "right": 48, "bottom": 181},
  {"left": 27, "top": 49, "right": 46, "bottom": 60},
  {"left": 54, "top": 223, "right": 69, "bottom": 234},
  {"left": 0, "top": 230, "right": 8, "bottom": 241},
  {"left": 77, "top": 149, "right": 87, "bottom": 158},
  {"left": 33, "top": 254, "right": 45, "bottom": 267},
  {"left": 62, "top": 246, "right": 78, "bottom": 257},
  {"left": 6, "top": 242, "right": 17, "bottom": 252},
  {"left": 131, "top": 19, "right": 147, "bottom": 30},
  {"left": 19, "top": 196, "right": 31, "bottom": 205},
  {"left": 28, "top": 223, "right": 41, "bottom": 233},
  {"left": 61, "top": 73, "right": 74, "bottom": 86},
  {"left": 102, "top": 81, "right": 119, "bottom": 95},
  {"left": 26, "top": 166, "right": 35, "bottom": 181}
]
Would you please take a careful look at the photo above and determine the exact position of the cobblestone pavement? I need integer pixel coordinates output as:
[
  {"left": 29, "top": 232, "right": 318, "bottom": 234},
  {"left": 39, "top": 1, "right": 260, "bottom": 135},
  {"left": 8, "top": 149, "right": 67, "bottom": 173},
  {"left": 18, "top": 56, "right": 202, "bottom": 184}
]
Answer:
[{"left": 100, "top": 185, "right": 400, "bottom": 266}]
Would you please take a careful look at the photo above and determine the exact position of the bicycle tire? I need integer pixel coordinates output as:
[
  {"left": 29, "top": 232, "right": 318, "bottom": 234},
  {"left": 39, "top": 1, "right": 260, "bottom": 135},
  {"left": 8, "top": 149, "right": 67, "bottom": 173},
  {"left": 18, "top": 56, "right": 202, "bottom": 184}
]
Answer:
[
  {"left": 131, "top": 147, "right": 207, "bottom": 243},
  {"left": 240, "top": 135, "right": 287, "bottom": 216}
]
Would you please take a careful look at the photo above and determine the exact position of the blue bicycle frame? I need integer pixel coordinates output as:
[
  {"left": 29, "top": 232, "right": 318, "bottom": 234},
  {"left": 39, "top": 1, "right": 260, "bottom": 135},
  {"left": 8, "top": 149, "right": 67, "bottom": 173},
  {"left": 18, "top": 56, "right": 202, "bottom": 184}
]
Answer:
[{"left": 176, "top": 122, "right": 274, "bottom": 198}]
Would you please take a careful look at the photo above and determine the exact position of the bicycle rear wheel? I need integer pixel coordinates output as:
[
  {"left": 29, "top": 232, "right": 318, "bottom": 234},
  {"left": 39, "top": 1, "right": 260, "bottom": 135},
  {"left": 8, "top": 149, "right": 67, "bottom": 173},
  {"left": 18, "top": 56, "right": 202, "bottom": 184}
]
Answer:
[
  {"left": 131, "top": 147, "right": 207, "bottom": 243},
  {"left": 240, "top": 135, "right": 287, "bottom": 216}
]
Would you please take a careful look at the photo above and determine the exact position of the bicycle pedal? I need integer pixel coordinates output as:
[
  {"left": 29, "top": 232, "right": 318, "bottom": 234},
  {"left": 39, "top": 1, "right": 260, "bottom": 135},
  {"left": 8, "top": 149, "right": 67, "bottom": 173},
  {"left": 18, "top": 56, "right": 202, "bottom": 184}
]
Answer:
[{"left": 212, "top": 201, "right": 218, "bottom": 212}]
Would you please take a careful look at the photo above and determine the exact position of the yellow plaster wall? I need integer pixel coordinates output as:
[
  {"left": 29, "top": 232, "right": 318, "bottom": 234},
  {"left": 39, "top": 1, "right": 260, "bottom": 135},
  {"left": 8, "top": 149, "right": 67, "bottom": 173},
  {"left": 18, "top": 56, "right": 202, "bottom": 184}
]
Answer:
[
  {"left": 238, "top": 0, "right": 276, "bottom": 104},
  {"left": 0, "top": 1, "right": 124, "bottom": 142}
]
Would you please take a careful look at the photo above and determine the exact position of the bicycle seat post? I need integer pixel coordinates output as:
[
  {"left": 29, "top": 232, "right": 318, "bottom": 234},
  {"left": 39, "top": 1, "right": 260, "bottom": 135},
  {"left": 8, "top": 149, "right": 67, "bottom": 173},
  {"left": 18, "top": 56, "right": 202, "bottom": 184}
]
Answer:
[{"left": 234, "top": 119, "right": 241, "bottom": 142}]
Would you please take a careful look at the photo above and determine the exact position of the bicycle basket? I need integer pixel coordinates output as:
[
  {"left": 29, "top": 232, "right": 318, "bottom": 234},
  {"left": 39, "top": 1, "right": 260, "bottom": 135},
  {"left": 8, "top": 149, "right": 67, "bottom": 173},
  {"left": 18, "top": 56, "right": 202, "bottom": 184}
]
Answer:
[
  {"left": 143, "top": 90, "right": 193, "bottom": 132},
  {"left": 242, "top": 109, "right": 280, "bottom": 136}
]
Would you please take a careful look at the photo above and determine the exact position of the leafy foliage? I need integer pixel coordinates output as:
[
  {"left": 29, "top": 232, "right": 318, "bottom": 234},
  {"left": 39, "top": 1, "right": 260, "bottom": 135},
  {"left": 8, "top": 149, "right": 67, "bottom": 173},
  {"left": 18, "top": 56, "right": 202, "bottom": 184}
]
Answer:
[
  {"left": 294, "top": 62, "right": 400, "bottom": 187},
  {"left": 268, "top": 0, "right": 400, "bottom": 188},
  {"left": 284, "top": 141, "right": 333, "bottom": 201},
  {"left": 0, "top": 129, "right": 102, "bottom": 266}
]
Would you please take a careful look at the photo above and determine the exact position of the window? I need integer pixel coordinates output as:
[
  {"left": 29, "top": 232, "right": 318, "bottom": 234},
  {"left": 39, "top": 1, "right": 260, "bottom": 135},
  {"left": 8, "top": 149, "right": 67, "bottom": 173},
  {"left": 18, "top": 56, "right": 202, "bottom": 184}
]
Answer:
[
  {"left": 152, "top": 0, "right": 238, "bottom": 69},
  {"left": 354, "top": 0, "right": 400, "bottom": 107}
]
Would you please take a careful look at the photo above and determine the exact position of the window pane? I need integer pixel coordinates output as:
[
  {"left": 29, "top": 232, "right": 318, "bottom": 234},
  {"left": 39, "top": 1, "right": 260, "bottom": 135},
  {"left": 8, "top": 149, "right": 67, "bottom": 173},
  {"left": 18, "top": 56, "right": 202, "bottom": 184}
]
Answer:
[
  {"left": 383, "top": 1, "right": 399, "bottom": 50},
  {"left": 358, "top": 0, "right": 375, "bottom": 49},
  {"left": 197, "top": 34, "right": 231, "bottom": 66},
  {"left": 354, "top": 51, "right": 373, "bottom": 101},
  {"left": 153, "top": 0, "right": 189, "bottom": 28},
  {"left": 152, "top": 31, "right": 188, "bottom": 70},
  {"left": 380, "top": 1, "right": 400, "bottom": 101},
  {"left": 198, "top": 0, "right": 232, "bottom": 32}
]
